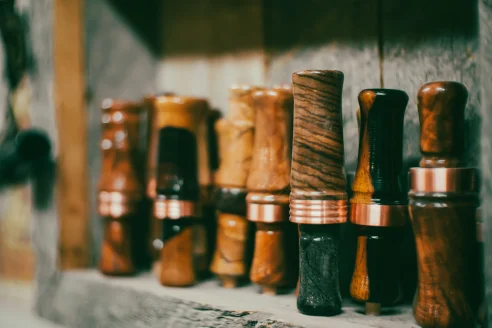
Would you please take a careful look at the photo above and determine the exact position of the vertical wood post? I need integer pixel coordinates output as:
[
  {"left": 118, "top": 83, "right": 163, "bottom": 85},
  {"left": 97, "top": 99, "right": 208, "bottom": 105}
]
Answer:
[{"left": 54, "top": 0, "right": 89, "bottom": 269}]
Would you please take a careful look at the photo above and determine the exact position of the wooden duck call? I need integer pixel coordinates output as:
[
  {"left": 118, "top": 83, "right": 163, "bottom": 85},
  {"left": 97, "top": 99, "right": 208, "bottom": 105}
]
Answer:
[
  {"left": 247, "top": 85, "right": 297, "bottom": 295},
  {"left": 98, "top": 99, "right": 145, "bottom": 276},
  {"left": 210, "top": 85, "right": 260, "bottom": 288},
  {"left": 151, "top": 96, "right": 208, "bottom": 287},
  {"left": 290, "top": 70, "right": 347, "bottom": 316},
  {"left": 409, "top": 81, "right": 480, "bottom": 327},
  {"left": 349, "top": 89, "right": 409, "bottom": 315}
]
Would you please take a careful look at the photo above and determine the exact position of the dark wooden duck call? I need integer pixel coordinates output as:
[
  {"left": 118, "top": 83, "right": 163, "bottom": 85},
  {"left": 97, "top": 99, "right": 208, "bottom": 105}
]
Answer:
[
  {"left": 247, "top": 85, "right": 297, "bottom": 295},
  {"left": 210, "top": 85, "right": 260, "bottom": 288},
  {"left": 409, "top": 81, "right": 480, "bottom": 327},
  {"left": 152, "top": 96, "right": 208, "bottom": 287},
  {"left": 290, "top": 70, "right": 347, "bottom": 316},
  {"left": 98, "top": 99, "right": 146, "bottom": 276},
  {"left": 349, "top": 89, "right": 409, "bottom": 315}
]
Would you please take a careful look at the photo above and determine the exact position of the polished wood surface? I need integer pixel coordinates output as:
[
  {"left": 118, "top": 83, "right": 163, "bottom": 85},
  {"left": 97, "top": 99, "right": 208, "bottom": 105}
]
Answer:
[
  {"left": 98, "top": 100, "right": 145, "bottom": 275},
  {"left": 410, "top": 81, "right": 479, "bottom": 327},
  {"left": 249, "top": 222, "right": 297, "bottom": 294},
  {"left": 291, "top": 70, "right": 345, "bottom": 316},
  {"left": 246, "top": 86, "right": 295, "bottom": 293},
  {"left": 211, "top": 85, "right": 259, "bottom": 287},
  {"left": 350, "top": 229, "right": 402, "bottom": 306},
  {"left": 410, "top": 197, "right": 479, "bottom": 327},
  {"left": 417, "top": 81, "right": 468, "bottom": 168},
  {"left": 159, "top": 220, "right": 196, "bottom": 287},
  {"left": 352, "top": 89, "right": 408, "bottom": 205},
  {"left": 247, "top": 87, "right": 293, "bottom": 191},
  {"left": 350, "top": 89, "right": 408, "bottom": 313},
  {"left": 98, "top": 100, "right": 144, "bottom": 196},
  {"left": 99, "top": 219, "right": 135, "bottom": 276},
  {"left": 290, "top": 70, "right": 345, "bottom": 202},
  {"left": 214, "top": 85, "right": 260, "bottom": 188},
  {"left": 210, "top": 213, "right": 251, "bottom": 288}
]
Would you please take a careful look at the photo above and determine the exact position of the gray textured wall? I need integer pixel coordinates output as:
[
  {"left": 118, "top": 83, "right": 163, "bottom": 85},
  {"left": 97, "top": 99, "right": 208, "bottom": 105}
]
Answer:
[{"left": 85, "top": 0, "right": 158, "bottom": 264}]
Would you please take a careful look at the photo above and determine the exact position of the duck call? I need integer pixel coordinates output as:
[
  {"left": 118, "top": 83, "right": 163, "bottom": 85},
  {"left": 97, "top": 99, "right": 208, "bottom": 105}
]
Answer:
[
  {"left": 152, "top": 96, "right": 208, "bottom": 287},
  {"left": 409, "top": 81, "right": 480, "bottom": 327},
  {"left": 98, "top": 99, "right": 145, "bottom": 276},
  {"left": 290, "top": 70, "right": 347, "bottom": 316},
  {"left": 247, "top": 85, "right": 297, "bottom": 295},
  {"left": 349, "top": 89, "right": 409, "bottom": 315},
  {"left": 210, "top": 85, "right": 260, "bottom": 288}
]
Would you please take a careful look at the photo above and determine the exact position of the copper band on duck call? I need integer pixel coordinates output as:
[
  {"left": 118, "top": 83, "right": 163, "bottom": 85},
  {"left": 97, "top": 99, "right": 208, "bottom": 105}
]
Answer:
[
  {"left": 409, "top": 167, "right": 477, "bottom": 193},
  {"left": 98, "top": 191, "right": 142, "bottom": 218},
  {"left": 246, "top": 193, "right": 290, "bottom": 223},
  {"left": 350, "top": 203, "right": 407, "bottom": 227},
  {"left": 289, "top": 199, "right": 348, "bottom": 224},
  {"left": 153, "top": 198, "right": 199, "bottom": 219}
]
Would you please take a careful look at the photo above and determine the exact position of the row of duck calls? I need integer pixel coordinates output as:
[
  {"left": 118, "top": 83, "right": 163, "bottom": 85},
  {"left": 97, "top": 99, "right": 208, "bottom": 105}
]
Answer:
[
  {"left": 247, "top": 85, "right": 297, "bottom": 295},
  {"left": 349, "top": 89, "right": 408, "bottom": 315},
  {"left": 97, "top": 99, "right": 146, "bottom": 275},
  {"left": 409, "top": 81, "right": 480, "bottom": 327},
  {"left": 290, "top": 70, "right": 347, "bottom": 316},
  {"left": 210, "top": 85, "right": 259, "bottom": 288},
  {"left": 152, "top": 96, "right": 209, "bottom": 286}
]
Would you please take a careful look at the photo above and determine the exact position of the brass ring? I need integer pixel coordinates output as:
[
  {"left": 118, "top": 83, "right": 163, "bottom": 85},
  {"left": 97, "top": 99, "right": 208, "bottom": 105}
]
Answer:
[{"left": 350, "top": 203, "right": 408, "bottom": 227}]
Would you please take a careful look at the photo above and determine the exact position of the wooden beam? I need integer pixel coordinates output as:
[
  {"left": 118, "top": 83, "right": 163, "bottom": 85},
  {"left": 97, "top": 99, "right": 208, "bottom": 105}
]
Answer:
[{"left": 54, "top": 0, "right": 90, "bottom": 269}]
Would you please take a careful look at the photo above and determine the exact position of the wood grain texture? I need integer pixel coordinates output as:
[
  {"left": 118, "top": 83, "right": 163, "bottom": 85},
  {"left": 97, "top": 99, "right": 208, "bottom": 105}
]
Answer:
[
  {"left": 351, "top": 89, "right": 408, "bottom": 205},
  {"left": 247, "top": 87, "right": 293, "bottom": 192},
  {"left": 382, "top": 0, "right": 479, "bottom": 167},
  {"left": 298, "top": 224, "right": 342, "bottom": 316},
  {"left": 265, "top": 0, "right": 380, "bottom": 169},
  {"left": 54, "top": 0, "right": 90, "bottom": 269},
  {"left": 214, "top": 86, "right": 259, "bottom": 188},
  {"left": 350, "top": 229, "right": 402, "bottom": 306},
  {"left": 210, "top": 213, "right": 252, "bottom": 288},
  {"left": 157, "top": 0, "right": 265, "bottom": 112},
  {"left": 249, "top": 222, "right": 298, "bottom": 294},
  {"left": 159, "top": 220, "right": 196, "bottom": 287},
  {"left": 290, "top": 70, "right": 346, "bottom": 201},
  {"left": 479, "top": 1, "right": 492, "bottom": 325},
  {"left": 418, "top": 82, "right": 468, "bottom": 168},
  {"left": 409, "top": 195, "right": 479, "bottom": 328}
]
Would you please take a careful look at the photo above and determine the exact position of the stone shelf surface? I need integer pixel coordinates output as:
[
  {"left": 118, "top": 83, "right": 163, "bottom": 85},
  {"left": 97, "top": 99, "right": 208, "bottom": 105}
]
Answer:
[{"left": 37, "top": 270, "right": 418, "bottom": 328}]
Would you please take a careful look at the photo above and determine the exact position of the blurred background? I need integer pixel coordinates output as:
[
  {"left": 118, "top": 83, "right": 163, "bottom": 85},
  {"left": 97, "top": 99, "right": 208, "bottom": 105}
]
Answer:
[{"left": 0, "top": 0, "right": 488, "bottom": 327}]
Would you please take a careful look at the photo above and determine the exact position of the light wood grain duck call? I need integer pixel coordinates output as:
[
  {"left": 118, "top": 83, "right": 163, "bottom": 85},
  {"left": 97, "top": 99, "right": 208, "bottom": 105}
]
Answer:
[
  {"left": 290, "top": 70, "right": 347, "bottom": 316},
  {"left": 151, "top": 96, "right": 208, "bottom": 287},
  {"left": 98, "top": 99, "right": 146, "bottom": 276},
  {"left": 210, "top": 85, "right": 261, "bottom": 288},
  {"left": 247, "top": 85, "right": 297, "bottom": 295},
  {"left": 349, "top": 89, "right": 409, "bottom": 315},
  {"left": 409, "top": 81, "right": 480, "bottom": 328}
]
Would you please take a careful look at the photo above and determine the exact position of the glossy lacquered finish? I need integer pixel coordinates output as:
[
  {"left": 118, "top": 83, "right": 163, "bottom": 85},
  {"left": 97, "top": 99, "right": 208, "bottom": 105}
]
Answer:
[
  {"left": 290, "top": 70, "right": 346, "bottom": 316},
  {"left": 210, "top": 85, "right": 260, "bottom": 288},
  {"left": 409, "top": 81, "right": 480, "bottom": 328},
  {"left": 97, "top": 99, "right": 146, "bottom": 276},
  {"left": 349, "top": 89, "right": 408, "bottom": 314},
  {"left": 150, "top": 96, "right": 209, "bottom": 286},
  {"left": 246, "top": 86, "right": 297, "bottom": 294}
]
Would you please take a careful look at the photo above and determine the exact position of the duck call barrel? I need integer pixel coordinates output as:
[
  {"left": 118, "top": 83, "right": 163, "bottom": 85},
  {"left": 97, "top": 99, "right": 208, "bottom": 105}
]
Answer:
[
  {"left": 290, "top": 70, "right": 347, "bottom": 316},
  {"left": 247, "top": 85, "right": 297, "bottom": 295},
  {"left": 98, "top": 99, "right": 145, "bottom": 276},
  {"left": 349, "top": 89, "right": 409, "bottom": 315},
  {"left": 152, "top": 96, "right": 207, "bottom": 287},
  {"left": 409, "top": 81, "right": 479, "bottom": 327},
  {"left": 210, "top": 85, "right": 260, "bottom": 288}
]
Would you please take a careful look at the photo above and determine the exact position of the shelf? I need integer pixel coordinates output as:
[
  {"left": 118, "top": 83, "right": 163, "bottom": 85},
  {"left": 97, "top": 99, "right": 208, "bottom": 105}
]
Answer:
[{"left": 36, "top": 270, "right": 417, "bottom": 328}]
